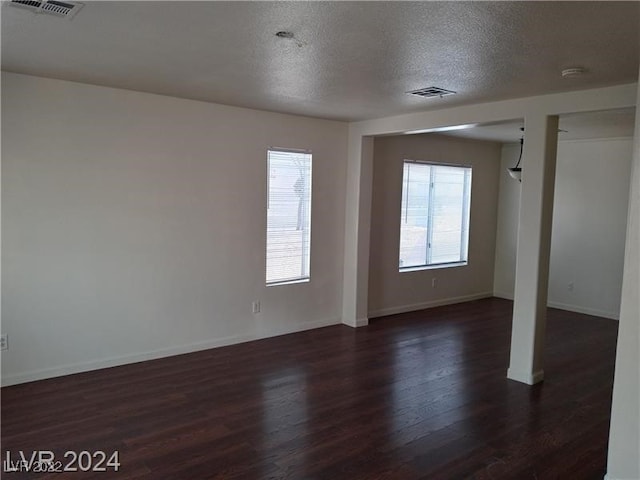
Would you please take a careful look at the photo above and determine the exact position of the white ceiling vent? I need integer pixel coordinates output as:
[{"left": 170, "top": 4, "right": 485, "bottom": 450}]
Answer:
[
  {"left": 407, "top": 87, "right": 457, "bottom": 98},
  {"left": 8, "top": 0, "right": 83, "bottom": 19}
]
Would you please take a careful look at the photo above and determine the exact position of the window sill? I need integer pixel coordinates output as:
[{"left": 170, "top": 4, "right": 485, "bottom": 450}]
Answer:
[
  {"left": 266, "top": 278, "right": 310, "bottom": 287},
  {"left": 399, "top": 262, "right": 467, "bottom": 273}
]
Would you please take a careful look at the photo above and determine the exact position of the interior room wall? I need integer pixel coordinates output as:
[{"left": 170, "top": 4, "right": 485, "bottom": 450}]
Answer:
[
  {"left": 606, "top": 72, "right": 640, "bottom": 480},
  {"left": 493, "top": 137, "right": 633, "bottom": 319},
  {"left": 1, "top": 72, "right": 348, "bottom": 386},
  {"left": 367, "top": 133, "right": 502, "bottom": 317}
]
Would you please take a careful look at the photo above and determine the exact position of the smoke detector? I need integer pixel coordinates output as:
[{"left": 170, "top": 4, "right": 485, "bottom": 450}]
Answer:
[
  {"left": 8, "top": 0, "right": 83, "bottom": 19},
  {"left": 407, "top": 86, "right": 457, "bottom": 98}
]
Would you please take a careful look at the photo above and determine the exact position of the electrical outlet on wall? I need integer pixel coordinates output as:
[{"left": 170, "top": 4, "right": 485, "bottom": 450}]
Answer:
[
  {"left": 432, "top": 278, "right": 437, "bottom": 288},
  {"left": 252, "top": 301, "right": 261, "bottom": 314},
  {"left": 568, "top": 281, "right": 574, "bottom": 292},
  {"left": 0, "top": 334, "right": 8, "bottom": 351}
]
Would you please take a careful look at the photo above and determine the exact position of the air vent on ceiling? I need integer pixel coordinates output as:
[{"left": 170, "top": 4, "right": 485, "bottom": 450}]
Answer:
[
  {"left": 407, "top": 87, "right": 457, "bottom": 98},
  {"left": 8, "top": 0, "right": 83, "bottom": 19}
]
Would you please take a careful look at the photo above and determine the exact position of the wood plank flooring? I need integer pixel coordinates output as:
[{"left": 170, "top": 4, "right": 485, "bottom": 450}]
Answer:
[{"left": 1, "top": 298, "right": 619, "bottom": 479}]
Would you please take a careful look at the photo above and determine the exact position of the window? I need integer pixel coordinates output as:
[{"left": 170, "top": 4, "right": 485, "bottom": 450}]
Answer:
[
  {"left": 399, "top": 161, "right": 472, "bottom": 270},
  {"left": 266, "top": 149, "right": 312, "bottom": 285}
]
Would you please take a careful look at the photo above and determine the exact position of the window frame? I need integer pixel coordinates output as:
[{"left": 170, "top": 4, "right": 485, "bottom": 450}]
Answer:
[
  {"left": 265, "top": 147, "right": 313, "bottom": 286},
  {"left": 398, "top": 160, "right": 472, "bottom": 272}
]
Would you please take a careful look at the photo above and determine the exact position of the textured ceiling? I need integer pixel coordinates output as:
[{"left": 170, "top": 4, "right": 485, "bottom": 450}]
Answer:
[{"left": 1, "top": 1, "right": 639, "bottom": 121}]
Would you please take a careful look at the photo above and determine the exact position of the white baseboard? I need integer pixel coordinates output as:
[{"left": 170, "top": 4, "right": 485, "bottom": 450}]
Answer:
[
  {"left": 354, "top": 317, "right": 369, "bottom": 327},
  {"left": 493, "top": 291, "right": 514, "bottom": 300},
  {"left": 492, "top": 292, "right": 619, "bottom": 320},
  {"left": 1, "top": 317, "right": 340, "bottom": 387},
  {"left": 368, "top": 292, "right": 493, "bottom": 319},
  {"left": 341, "top": 316, "right": 369, "bottom": 328},
  {"left": 507, "top": 368, "right": 545, "bottom": 385},
  {"left": 603, "top": 474, "right": 637, "bottom": 480},
  {"left": 546, "top": 301, "right": 619, "bottom": 320}
]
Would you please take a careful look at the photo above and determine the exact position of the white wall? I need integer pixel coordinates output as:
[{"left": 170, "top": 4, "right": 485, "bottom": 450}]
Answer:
[
  {"left": 606, "top": 74, "right": 640, "bottom": 480},
  {"left": 368, "top": 133, "right": 501, "bottom": 317},
  {"left": 1, "top": 72, "right": 348, "bottom": 385},
  {"left": 493, "top": 138, "right": 633, "bottom": 319}
]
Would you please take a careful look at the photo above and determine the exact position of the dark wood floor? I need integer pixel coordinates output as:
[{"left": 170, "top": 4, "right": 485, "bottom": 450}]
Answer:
[{"left": 1, "top": 298, "right": 618, "bottom": 479}]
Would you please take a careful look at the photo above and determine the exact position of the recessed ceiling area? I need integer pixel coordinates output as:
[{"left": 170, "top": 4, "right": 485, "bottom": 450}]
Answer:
[
  {"left": 441, "top": 108, "right": 637, "bottom": 144},
  {"left": 1, "top": 1, "right": 638, "bottom": 121}
]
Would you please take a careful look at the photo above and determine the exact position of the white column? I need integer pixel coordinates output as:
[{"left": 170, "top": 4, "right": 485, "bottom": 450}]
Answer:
[
  {"left": 341, "top": 131, "right": 374, "bottom": 327},
  {"left": 507, "top": 114, "right": 559, "bottom": 385},
  {"left": 605, "top": 76, "right": 640, "bottom": 480}
]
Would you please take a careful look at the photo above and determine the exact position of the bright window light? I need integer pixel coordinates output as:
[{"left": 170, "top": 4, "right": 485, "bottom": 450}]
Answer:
[
  {"left": 399, "top": 161, "right": 472, "bottom": 270},
  {"left": 266, "top": 149, "right": 312, "bottom": 285}
]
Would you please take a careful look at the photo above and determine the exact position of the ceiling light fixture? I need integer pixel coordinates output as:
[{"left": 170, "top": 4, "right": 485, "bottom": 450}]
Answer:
[
  {"left": 508, "top": 127, "right": 524, "bottom": 182},
  {"left": 507, "top": 126, "right": 566, "bottom": 182}
]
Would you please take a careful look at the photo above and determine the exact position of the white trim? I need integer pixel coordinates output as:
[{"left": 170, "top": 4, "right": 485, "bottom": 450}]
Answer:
[
  {"left": 404, "top": 159, "right": 473, "bottom": 169},
  {"left": 354, "top": 317, "right": 369, "bottom": 327},
  {"left": 492, "top": 292, "right": 619, "bottom": 320},
  {"left": 266, "top": 278, "right": 310, "bottom": 287},
  {"left": 493, "top": 291, "right": 514, "bottom": 300},
  {"left": 507, "top": 368, "right": 545, "bottom": 385},
  {"left": 546, "top": 301, "right": 619, "bottom": 320},
  {"left": 603, "top": 474, "right": 637, "bottom": 480},
  {"left": 400, "top": 261, "right": 467, "bottom": 273},
  {"left": 1, "top": 317, "right": 340, "bottom": 387},
  {"left": 368, "top": 291, "right": 493, "bottom": 319},
  {"left": 268, "top": 146, "right": 312, "bottom": 154},
  {"left": 342, "top": 317, "right": 369, "bottom": 328}
]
